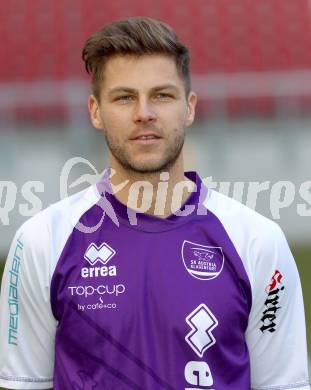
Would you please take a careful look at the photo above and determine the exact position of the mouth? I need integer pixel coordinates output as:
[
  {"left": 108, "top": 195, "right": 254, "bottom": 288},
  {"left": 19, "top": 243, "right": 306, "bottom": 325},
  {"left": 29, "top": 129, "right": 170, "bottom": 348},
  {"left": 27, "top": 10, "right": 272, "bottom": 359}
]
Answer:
[{"left": 130, "top": 132, "right": 162, "bottom": 145}]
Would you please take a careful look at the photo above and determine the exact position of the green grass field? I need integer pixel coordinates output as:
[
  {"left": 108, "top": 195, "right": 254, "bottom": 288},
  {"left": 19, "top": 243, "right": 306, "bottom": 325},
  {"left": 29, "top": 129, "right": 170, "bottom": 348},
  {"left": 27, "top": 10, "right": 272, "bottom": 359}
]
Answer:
[
  {"left": 291, "top": 246, "right": 311, "bottom": 351},
  {"left": 0, "top": 246, "right": 310, "bottom": 389}
]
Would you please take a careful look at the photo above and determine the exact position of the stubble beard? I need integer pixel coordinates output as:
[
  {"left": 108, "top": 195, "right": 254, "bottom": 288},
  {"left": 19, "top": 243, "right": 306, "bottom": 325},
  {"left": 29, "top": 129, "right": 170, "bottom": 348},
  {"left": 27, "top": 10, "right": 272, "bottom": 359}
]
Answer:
[{"left": 104, "top": 129, "right": 185, "bottom": 174}]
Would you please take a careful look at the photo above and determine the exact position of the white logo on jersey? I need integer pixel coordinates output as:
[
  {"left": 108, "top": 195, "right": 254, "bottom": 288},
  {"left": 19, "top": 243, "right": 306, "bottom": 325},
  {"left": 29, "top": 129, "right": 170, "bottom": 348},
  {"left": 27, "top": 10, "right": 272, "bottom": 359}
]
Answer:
[
  {"left": 184, "top": 361, "right": 214, "bottom": 387},
  {"left": 84, "top": 242, "right": 116, "bottom": 266},
  {"left": 182, "top": 240, "right": 224, "bottom": 281},
  {"left": 185, "top": 303, "right": 218, "bottom": 357}
]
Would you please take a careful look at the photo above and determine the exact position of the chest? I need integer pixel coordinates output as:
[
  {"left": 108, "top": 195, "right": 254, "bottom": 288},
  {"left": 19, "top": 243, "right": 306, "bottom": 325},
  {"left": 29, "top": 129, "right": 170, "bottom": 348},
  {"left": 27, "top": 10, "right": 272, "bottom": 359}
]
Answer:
[{"left": 51, "top": 225, "right": 251, "bottom": 343}]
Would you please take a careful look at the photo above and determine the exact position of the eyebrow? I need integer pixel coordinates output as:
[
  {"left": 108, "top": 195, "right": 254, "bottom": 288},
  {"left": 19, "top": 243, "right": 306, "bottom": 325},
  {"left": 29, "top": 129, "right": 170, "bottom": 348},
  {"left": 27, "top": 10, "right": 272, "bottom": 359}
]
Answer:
[{"left": 108, "top": 84, "right": 180, "bottom": 96}]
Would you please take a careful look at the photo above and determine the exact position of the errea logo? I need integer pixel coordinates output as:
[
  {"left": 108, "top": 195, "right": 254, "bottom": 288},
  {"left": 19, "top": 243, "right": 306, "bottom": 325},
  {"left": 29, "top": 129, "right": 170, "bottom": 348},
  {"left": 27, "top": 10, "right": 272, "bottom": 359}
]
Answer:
[
  {"left": 184, "top": 304, "right": 218, "bottom": 388},
  {"left": 84, "top": 242, "right": 116, "bottom": 265},
  {"left": 82, "top": 242, "right": 117, "bottom": 278},
  {"left": 185, "top": 303, "right": 218, "bottom": 357}
]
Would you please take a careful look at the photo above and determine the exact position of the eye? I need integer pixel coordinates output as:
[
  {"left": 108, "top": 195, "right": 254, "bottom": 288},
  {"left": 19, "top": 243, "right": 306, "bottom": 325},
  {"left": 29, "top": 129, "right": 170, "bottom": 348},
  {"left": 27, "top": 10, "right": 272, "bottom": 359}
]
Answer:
[
  {"left": 115, "top": 95, "right": 134, "bottom": 103},
  {"left": 155, "top": 93, "right": 173, "bottom": 100}
]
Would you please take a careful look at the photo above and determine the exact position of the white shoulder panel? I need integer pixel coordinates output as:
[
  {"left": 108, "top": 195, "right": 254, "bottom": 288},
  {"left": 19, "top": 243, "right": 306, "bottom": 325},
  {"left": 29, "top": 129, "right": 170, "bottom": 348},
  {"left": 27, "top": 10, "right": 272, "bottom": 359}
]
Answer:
[
  {"left": 0, "top": 184, "right": 100, "bottom": 389},
  {"left": 203, "top": 189, "right": 310, "bottom": 390}
]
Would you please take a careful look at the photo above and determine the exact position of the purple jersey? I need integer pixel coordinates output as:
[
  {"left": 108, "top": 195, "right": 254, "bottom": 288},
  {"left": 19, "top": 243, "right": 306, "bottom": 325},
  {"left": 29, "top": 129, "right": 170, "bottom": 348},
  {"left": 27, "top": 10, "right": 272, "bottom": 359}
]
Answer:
[{"left": 0, "top": 170, "right": 310, "bottom": 390}]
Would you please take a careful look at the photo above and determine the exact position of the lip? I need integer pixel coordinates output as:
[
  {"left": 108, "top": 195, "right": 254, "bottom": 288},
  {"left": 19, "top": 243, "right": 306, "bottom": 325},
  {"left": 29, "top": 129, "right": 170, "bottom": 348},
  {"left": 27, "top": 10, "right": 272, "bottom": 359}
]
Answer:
[
  {"left": 131, "top": 131, "right": 161, "bottom": 139},
  {"left": 130, "top": 137, "right": 162, "bottom": 145},
  {"left": 130, "top": 132, "right": 162, "bottom": 145}
]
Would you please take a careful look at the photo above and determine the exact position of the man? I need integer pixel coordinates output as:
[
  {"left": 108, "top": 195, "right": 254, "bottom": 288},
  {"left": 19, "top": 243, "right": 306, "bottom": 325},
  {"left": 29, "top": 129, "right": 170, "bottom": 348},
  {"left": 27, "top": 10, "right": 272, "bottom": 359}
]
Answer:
[{"left": 0, "top": 16, "right": 309, "bottom": 390}]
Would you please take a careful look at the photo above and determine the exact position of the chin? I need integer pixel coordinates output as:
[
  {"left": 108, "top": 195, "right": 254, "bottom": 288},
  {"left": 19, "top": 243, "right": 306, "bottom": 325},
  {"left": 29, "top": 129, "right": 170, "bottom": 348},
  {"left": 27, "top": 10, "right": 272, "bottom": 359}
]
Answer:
[
  {"left": 129, "top": 164, "right": 166, "bottom": 174},
  {"left": 126, "top": 158, "right": 172, "bottom": 174}
]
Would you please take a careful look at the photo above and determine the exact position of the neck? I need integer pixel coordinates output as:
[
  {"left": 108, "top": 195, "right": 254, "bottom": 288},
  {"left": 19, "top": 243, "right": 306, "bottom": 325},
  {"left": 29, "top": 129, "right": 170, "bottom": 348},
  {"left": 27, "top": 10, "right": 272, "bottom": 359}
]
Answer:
[{"left": 108, "top": 159, "right": 196, "bottom": 218}]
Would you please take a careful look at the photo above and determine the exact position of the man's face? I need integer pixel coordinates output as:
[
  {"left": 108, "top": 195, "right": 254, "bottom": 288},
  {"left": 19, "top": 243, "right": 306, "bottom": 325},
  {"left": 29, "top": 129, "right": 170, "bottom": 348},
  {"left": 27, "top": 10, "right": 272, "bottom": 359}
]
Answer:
[{"left": 89, "top": 54, "right": 196, "bottom": 174}]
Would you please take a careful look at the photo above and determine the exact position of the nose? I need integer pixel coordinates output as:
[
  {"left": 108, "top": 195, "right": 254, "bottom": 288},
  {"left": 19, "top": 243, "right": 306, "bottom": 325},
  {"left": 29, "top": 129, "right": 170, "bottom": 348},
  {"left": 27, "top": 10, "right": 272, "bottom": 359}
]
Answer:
[{"left": 132, "top": 98, "right": 156, "bottom": 124}]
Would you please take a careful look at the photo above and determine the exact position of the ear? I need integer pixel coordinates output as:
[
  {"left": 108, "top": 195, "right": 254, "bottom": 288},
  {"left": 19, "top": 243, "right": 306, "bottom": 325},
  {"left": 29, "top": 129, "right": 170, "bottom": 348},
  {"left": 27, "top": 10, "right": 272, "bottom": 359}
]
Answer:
[
  {"left": 88, "top": 94, "right": 103, "bottom": 129},
  {"left": 185, "top": 91, "right": 197, "bottom": 127}
]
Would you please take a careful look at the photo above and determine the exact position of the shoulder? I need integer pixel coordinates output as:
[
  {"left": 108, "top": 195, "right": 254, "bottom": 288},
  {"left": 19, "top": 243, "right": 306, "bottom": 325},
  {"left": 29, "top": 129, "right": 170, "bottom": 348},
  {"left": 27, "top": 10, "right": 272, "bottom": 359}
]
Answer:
[
  {"left": 203, "top": 189, "right": 288, "bottom": 287},
  {"left": 17, "top": 184, "right": 100, "bottom": 242},
  {"left": 11, "top": 185, "right": 101, "bottom": 277},
  {"left": 204, "top": 188, "right": 283, "bottom": 245}
]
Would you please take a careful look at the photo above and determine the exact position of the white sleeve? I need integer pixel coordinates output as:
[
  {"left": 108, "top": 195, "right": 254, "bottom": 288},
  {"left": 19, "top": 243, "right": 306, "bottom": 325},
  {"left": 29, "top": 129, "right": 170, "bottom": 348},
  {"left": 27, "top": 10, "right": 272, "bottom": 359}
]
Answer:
[
  {"left": 246, "top": 223, "right": 310, "bottom": 390},
  {"left": 0, "top": 216, "right": 57, "bottom": 389}
]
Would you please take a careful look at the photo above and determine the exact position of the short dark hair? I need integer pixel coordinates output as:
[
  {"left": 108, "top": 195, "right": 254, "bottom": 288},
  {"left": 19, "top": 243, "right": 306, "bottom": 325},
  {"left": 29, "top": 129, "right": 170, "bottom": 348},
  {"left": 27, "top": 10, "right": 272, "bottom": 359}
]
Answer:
[{"left": 82, "top": 17, "right": 191, "bottom": 101}]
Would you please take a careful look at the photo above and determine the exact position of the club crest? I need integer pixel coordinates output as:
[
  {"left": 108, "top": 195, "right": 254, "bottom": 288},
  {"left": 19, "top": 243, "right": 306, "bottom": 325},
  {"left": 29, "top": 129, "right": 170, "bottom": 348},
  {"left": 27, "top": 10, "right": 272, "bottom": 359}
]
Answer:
[{"left": 182, "top": 240, "right": 224, "bottom": 281}]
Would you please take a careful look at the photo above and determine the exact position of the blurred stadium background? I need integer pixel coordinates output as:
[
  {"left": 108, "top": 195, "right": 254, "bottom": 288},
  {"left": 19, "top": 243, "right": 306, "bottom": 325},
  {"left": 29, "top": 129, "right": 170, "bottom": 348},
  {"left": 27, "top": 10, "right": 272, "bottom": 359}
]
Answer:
[{"left": 0, "top": 0, "right": 310, "bottom": 379}]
